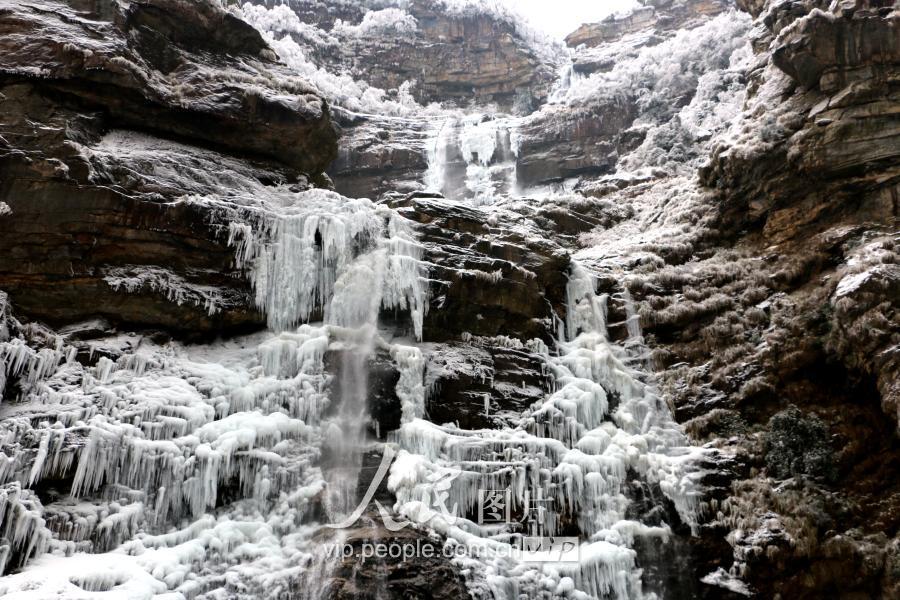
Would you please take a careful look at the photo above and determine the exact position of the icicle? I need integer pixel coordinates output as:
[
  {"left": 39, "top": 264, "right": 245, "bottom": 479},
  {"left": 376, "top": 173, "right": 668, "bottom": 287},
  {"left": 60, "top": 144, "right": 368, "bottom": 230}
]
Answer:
[
  {"left": 388, "top": 258, "right": 706, "bottom": 598},
  {"left": 392, "top": 344, "right": 425, "bottom": 424}
]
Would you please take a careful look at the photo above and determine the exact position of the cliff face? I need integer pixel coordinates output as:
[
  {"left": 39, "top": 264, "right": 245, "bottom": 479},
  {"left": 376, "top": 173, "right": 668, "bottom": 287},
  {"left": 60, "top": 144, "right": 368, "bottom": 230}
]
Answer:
[
  {"left": 349, "top": 1, "right": 557, "bottom": 112},
  {"left": 698, "top": 0, "right": 900, "bottom": 427},
  {"left": 0, "top": 0, "right": 897, "bottom": 598},
  {"left": 565, "top": 0, "right": 731, "bottom": 48},
  {"left": 512, "top": 0, "right": 750, "bottom": 188},
  {"left": 0, "top": 0, "right": 338, "bottom": 334},
  {"left": 635, "top": 1, "right": 900, "bottom": 596},
  {"left": 242, "top": 0, "right": 558, "bottom": 113}
]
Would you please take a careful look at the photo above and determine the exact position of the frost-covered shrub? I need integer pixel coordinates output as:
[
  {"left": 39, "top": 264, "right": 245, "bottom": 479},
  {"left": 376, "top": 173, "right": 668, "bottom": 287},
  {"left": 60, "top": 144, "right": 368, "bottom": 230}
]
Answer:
[
  {"left": 238, "top": 3, "right": 426, "bottom": 115},
  {"left": 764, "top": 406, "right": 835, "bottom": 481},
  {"left": 621, "top": 64, "right": 750, "bottom": 172},
  {"left": 552, "top": 10, "right": 752, "bottom": 173},
  {"left": 236, "top": 0, "right": 567, "bottom": 115},
  {"left": 685, "top": 408, "right": 748, "bottom": 440},
  {"left": 238, "top": 2, "right": 338, "bottom": 48},
  {"left": 333, "top": 8, "right": 418, "bottom": 37},
  {"left": 554, "top": 12, "right": 750, "bottom": 107}
]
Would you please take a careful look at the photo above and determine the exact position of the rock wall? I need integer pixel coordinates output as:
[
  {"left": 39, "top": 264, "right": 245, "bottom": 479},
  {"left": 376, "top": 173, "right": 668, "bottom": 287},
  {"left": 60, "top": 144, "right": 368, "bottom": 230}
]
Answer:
[
  {"left": 565, "top": 0, "right": 731, "bottom": 48},
  {"left": 244, "top": 0, "right": 558, "bottom": 113},
  {"left": 698, "top": 0, "right": 900, "bottom": 428},
  {"left": 328, "top": 111, "right": 433, "bottom": 199},
  {"left": 352, "top": 0, "right": 556, "bottom": 112},
  {"left": 0, "top": 0, "right": 340, "bottom": 335},
  {"left": 629, "top": 0, "right": 900, "bottom": 596}
]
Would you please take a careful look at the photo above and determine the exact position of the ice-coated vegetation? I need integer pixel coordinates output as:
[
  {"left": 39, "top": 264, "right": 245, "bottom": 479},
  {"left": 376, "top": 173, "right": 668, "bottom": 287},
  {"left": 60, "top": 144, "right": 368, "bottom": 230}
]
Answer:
[
  {"left": 238, "top": 2, "right": 425, "bottom": 116},
  {"left": 236, "top": 0, "right": 565, "bottom": 116},
  {"left": 551, "top": 12, "right": 751, "bottom": 109},
  {"left": 332, "top": 7, "right": 418, "bottom": 36}
]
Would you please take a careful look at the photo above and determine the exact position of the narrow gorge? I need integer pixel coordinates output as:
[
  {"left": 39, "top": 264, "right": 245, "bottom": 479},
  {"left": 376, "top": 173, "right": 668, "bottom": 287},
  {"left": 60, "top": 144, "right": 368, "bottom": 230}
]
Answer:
[{"left": 0, "top": 1, "right": 897, "bottom": 599}]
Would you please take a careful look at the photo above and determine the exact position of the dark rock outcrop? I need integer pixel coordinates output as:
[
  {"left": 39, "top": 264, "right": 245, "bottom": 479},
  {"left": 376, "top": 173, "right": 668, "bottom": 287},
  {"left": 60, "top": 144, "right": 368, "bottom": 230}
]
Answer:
[
  {"left": 565, "top": 0, "right": 730, "bottom": 48},
  {"left": 329, "top": 111, "right": 432, "bottom": 199},
  {"left": 423, "top": 339, "right": 551, "bottom": 430},
  {"left": 0, "top": 0, "right": 340, "bottom": 335},
  {"left": 514, "top": 100, "right": 639, "bottom": 186},
  {"left": 389, "top": 193, "right": 570, "bottom": 342},
  {"left": 0, "top": 0, "right": 337, "bottom": 173},
  {"left": 311, "top": 519, "right": 469, "bottom": 600}
]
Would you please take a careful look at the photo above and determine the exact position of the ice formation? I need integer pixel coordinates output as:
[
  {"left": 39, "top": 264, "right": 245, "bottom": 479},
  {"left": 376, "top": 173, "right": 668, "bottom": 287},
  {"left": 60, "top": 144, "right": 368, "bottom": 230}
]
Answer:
[
  {"left": 0, "top": 1, "right": 740, "bottom": 598},
  {"left": 425, "top": 114, "right": 521, "bottom": 204},
  {"left": 0, "top": 183, "right": 430, "bottom": 597},
  {"left": 220, "top": 188, "right": 428, "bottom": 337},
  {"left": 387, "top": 262, "right": 706, "bottom": 599}
]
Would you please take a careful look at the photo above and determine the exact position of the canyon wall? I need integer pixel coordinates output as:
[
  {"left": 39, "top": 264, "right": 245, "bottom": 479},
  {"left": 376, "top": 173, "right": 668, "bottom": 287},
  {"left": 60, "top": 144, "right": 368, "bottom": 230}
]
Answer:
[{"left": 0, "top": 0, "right": 896, "bottom": 599}]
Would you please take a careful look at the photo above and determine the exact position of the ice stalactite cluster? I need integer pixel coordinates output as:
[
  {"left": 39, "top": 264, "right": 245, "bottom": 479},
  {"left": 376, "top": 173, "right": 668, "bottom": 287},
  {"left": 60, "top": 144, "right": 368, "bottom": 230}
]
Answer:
[
  {"left": 103, "top": 267, "right": 226, "bottom": 317},
  {"left": 425, "top": 114, "right": 521, "bottom": 205},
  {"left": 0, "top": 186, "right": 431, "bottom": 597},
  {"left": 388, "top": 263, "right": 706, "bottom": 599},
  {"left": 222, "top": 188, "right": 428, "bottom": 338},
  {"left": 0, "top": 483, "right": 50, "bottom": 574}
]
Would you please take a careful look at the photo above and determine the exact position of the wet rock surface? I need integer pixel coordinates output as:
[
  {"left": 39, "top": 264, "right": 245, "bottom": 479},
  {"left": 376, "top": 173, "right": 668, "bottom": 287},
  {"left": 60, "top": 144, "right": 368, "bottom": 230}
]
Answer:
[{"left": 514, "top": 100, "right": 640, "bottom": 187}]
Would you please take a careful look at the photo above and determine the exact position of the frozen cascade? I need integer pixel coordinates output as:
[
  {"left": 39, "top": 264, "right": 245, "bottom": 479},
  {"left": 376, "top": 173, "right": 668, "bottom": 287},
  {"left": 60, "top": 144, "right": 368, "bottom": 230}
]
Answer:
[
  {"left": 0, "top": 191, "right": 707, "bottom": 600},
  {"left": 0, "top": 109, "right": 709, "bottom": 600},
  {"left": 0, "top": 185, "right": 431, "bottom": 598},
  {"left": 387, "top": 262, "right": 706, "bottom": 599},
  {"left": 0, "top": 2, "right": 732, "bottom": 597},
  {"left": 425, "top": 114, "right": 521, "bottom": 205},
  {"left": 223, "top": 189, "right": 428, "bottom": 338}
]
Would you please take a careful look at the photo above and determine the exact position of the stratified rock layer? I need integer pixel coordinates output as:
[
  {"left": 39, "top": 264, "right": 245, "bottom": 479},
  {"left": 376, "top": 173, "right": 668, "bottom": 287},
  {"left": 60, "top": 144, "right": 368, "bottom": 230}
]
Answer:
[
  {"left": 632, "top": 1, "right": 900, "bottom": 596},
  {"left": 565, "top": 0, "right": 730, "bottom": 48},
  {"left": 244, "top": 0, "right": 558, "bottom": 113}
]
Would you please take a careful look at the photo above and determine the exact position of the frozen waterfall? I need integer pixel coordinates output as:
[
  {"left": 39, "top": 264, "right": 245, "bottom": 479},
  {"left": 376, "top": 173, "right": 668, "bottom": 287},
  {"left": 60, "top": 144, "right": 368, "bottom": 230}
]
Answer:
[
  {"left": 387, "top": 262, "right": 706, "bottom": 599},
  {"left": 0, "top": 189, "right": 431, "bottom": 598},
  {"left": 0, "top": 2, "right": 719, "bottom": 598},
  {"left": 425, "top": 114, "right": 521, "bottom": 205}
]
